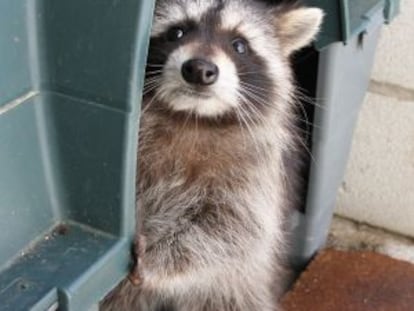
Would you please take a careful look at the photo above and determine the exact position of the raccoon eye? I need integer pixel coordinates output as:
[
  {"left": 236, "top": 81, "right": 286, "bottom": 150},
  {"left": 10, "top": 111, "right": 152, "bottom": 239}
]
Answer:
[
  {"left": 232, "top": 38, "right": 248, "bottom": 54},
  {"left": 167, "top": 27, "right": 185, "bottom": 42}
]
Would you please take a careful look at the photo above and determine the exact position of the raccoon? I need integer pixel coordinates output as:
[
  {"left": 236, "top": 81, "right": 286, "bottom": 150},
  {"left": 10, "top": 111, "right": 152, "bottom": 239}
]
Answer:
[{"left": 101, "top": 0, "right": 322, "bottom": 310}]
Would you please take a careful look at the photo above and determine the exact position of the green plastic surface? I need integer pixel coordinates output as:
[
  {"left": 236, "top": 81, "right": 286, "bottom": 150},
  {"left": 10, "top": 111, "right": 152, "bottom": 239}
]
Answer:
[
  {"left": 0, "top": 1, "right": 155, "bottom": 310},
  {"left": 303, "top": 0, "right": 400, "bottom": 49}
]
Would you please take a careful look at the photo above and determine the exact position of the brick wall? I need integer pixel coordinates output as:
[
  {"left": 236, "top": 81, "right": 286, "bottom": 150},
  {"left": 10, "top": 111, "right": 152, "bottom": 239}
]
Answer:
[{"left": 335, "top": 0, "right": 414, "bottom": 237}]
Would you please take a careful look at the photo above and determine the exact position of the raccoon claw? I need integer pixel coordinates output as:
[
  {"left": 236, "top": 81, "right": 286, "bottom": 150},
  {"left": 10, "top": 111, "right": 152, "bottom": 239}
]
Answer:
[
  {"left": 128, "top": 267, "right": 142, "bottom": 286},
  {"left": 128, "top": 235, "right": 146, "bottom": 287}
]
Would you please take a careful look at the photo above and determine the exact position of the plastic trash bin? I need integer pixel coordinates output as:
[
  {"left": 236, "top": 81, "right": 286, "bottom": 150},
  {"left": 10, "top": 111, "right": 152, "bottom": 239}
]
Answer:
[
  {"left": 0, "top": 1, "right": 154, "bottom": 310},
  {"left": 289, "top": 0, "right": 400, "bottom": 269}
]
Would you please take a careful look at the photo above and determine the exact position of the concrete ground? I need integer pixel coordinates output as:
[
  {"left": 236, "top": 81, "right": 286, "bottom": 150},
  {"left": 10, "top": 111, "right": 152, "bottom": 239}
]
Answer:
[{"left": 327, "top": 216, "right": 414, "bottom": 264}]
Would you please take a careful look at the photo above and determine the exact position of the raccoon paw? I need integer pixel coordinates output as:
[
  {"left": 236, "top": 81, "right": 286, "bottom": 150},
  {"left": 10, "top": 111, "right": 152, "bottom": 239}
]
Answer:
[{"left": 128, "top": 234, "right": 146, "bottom": 286}]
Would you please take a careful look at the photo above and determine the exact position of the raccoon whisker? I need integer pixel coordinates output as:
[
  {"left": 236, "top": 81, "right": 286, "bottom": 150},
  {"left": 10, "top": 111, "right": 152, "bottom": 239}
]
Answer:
[
  {"left": 246, "top": 104, "right": 267, "bottom": 125},
  {"left": 238, "top": 93, "right": 268, "bottom": 124},
  {"left": 239, "top": 81, "right": 276, "bottom": 95},
  {"left": 142, "top": 89, "right": 157, "bottom": 97},
  {"left": 290, "top": 120, "right": 312, "bottom": 150},
  {"left": 287, "top": 115, "right": 316, "bottom": 163},
  {"left": 234, "top": 104, "right": 262, "bottom": 155},
  {"left": 239, "top": 83, "right": 273, "bottom": 98},
  {"left": 289, "top": 124, "right": 314, "bottom": 137},
  {"left": 146, "top": 68, "right": 164, "bottom": 72},
  {"left": 292, "top": 91, "right": 324, "bottom": 138},
  {"left": 142, "top": 85, "right": 161, "bottom": 97},
  {"left": 237, "top": 92, "right": 286, "bottom": 151},
  {"left": 294, "top": 87, "right": 326, "bottom": 110},
  {"left": 144, "top": 80, "right": 162, "bottom": 88},
  {"left": 143, "top": 79, "right": 162, "bottom": 87},
  {"left": 234, "top": 93, "right": 255, "bottom": 124},
  {"left": 143, "top": 80, "right": 163, "bottom": 90},
  {"left": 291, "top": 116, "right": 319, "bottom": 129},
  {"left": 295, "top": 133, "right": 316, "bottom": 164},
  {"left": 235, "top": 92, "right": 266, "bottom": 154},
  {"left": 177, "top": 89, "right": 211, "bottom": 99},
  {"left": 141, "top": 89, "right": 162, "bottom": 115},
  {"left": 175, "top": 108, "right": 194, "bottom": 152},
  {"left": 146, "top": 70, "right": 164, "bottom": 76},
  {"left": 233, "top": 106, "right": 254, "bottom": 150},
  {"left": 143, "top": 82, "right": 162, "bottom": 90},
  {"left": 146, "top": 63, "right": 165, "bottom": 68},
  {"left": 143, "top": 81, "right": 163, "bottom": 94},
  {"left": 295, "top": 95, "right": 325, "bottom": 111},
  {"left": 294, "top": 95, "right": 323, "bottom": 110},
  {"left": 143, "top": 78, "right": 161, "bottom": 85},
  {"left": 238, "top": 71, "right": 263, "bottom": 76},
  {"left": 144, "top": 75, "right": 163, "bottom": 82},
  {"left": 239, "top": 81, "right": 273, "bottom": 94},
  {"left": 239, "top": 89, "right": 274, "bottom": 111},
  {"left": 239, "top": 81, "right": 272, "bottom": 96},
  {"left": 143, "top": 84, "right": 161, "bottom": 92},
  {"left": 295, "top": 98, "right": 312, "bottom": 137},
  {"left": 232, "top": 107, "right": 249, "bottom": 147},
  {"left": 144, "top": 80, "right": 162, "bottom": 89},
  {"left": 240, "top": 90, "right": 273, "bottom": 108}
]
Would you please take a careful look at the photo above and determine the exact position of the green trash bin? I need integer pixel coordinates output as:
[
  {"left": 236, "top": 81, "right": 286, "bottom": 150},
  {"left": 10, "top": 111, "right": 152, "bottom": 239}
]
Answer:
[
  {"left": 0, "top": 1, "right": 154, "bottom": 310},
  {"left": 289, "top": 0, "right": 400, "bottom": 269}
]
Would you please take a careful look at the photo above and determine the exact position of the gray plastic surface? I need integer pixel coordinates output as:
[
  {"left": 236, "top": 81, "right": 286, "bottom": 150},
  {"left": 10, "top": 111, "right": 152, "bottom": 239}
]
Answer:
[{"left": 290, "top": 8, "right": 384, "bottom": 268}]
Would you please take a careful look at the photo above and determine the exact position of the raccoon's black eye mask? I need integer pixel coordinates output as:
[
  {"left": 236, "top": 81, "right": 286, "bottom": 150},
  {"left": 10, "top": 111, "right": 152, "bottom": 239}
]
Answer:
[
  {"left": 163, "top": 23, "right": 250, "bottom": 56},
  {"left": 166, "top": 26, "right": 185, "bottom": 41}
]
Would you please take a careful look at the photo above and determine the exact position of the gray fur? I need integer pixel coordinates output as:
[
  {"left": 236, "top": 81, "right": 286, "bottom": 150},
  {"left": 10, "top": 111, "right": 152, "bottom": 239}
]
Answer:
[{"left": 101, "top": 1, "right": 322, "bottom": 310}]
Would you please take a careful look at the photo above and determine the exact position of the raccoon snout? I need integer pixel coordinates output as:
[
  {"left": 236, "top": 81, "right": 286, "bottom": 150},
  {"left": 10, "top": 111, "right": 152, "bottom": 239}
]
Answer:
[{"left": 181, "top": 59, "right": 219, "bottom": 86}]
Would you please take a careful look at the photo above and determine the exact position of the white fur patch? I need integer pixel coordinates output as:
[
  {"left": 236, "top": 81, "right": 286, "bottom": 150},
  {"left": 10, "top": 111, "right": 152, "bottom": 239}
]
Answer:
[
  {"left": 152, "top": 0, "right": 217, "bottom": 37},
  {"left": 220, "top": 2, "right": 292, "bottom": 100},
  {"left": 158, "top": 43, "right": 239, "bottom": 117},
  {"left": 277, "top": 7, "right": 324, "bottom": 56}
]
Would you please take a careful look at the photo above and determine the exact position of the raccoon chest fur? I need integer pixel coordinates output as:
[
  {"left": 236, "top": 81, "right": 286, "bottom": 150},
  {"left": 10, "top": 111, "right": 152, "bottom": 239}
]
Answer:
[
  {"left": 138, "top": 112, "right": 284, "bottom": 260},
  {"left": 139, "top": 114, "right": 269, "bottom": 192}
]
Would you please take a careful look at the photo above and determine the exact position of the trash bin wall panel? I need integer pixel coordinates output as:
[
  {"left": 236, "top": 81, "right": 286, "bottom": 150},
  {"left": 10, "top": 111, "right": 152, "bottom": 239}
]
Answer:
[
  {"left": 0, "top": 1, "right": 33, "bottom": 107},
  {"left": 0, "top": 96, "right": 55, "bottom": 268},
  {"left": 46, "top": 92, "right": 127, "bottom": 235},
  {"left": 290, "top": 9, "right": 384, "bottom": 268},
  {"left": 303, "top": 0, "right": 400, "bottom": 49},
  {"left": 0, "top": 0, "right": 155, "bottom": 309},
  {"left": 40, "top": 0, "right": 146, "bottom": 112},
  {"left": 34, "top": 0, "right": 155, "bottom": 236}
]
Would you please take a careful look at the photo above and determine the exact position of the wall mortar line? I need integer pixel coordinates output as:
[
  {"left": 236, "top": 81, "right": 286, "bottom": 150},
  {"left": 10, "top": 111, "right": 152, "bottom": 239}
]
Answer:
[{"left": 369, "top": 80, "right": 414, "bottom": 102}]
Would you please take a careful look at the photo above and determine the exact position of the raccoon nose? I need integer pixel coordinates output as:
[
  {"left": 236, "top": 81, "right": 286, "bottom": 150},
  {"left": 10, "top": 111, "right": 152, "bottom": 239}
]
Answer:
[{"left": 181, "top": 59, "right": 219, "bottom": 86}]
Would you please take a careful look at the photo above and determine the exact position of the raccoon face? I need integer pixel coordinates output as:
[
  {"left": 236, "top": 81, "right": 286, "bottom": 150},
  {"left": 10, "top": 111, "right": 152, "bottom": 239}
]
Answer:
[{"left": 144, "top": 0, "right": 323, "bottom": 121}]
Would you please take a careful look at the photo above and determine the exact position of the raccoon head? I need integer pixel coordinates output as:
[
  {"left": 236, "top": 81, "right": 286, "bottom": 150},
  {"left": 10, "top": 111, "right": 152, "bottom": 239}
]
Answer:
[{"left": 144, "top": 0, "right": 323, "bottom": 122}]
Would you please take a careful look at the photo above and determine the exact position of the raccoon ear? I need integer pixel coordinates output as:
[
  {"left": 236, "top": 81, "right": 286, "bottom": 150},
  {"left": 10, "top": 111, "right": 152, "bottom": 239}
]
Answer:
[{"left": 275, "top": 7, "right": 324, "bottom": 56}]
